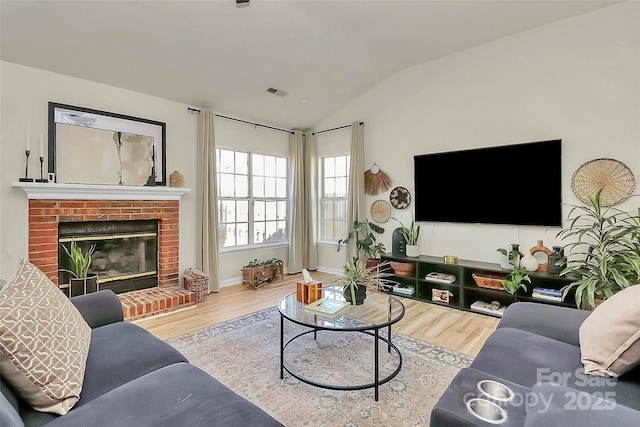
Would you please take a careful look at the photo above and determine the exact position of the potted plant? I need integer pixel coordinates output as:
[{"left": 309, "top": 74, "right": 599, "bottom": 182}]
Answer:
[
  {"left": 242, "top": 258, "right": 284, "bottom": 289},
  {"left": 392, "top": 213, "right": 420, "bottom": 257},
  {"left": 329, "top": 256, "right": 392, "bottom": 305},
  {"left": 61, "top": 238, "right": 97, "bottom": 297},
  {"left": 337, "top": 219, "right": 386, "bottom": 267},
  {"left": 496, "top": 247, "right": 531, "bottom": 294},
  {"left": 557, "top": 190, "right": 640, "bottom": 309}
]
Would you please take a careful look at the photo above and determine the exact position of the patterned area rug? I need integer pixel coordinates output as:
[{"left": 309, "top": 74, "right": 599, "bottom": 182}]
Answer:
[{"left": 167, "top": 307, "right": 472, "bottom": 426}]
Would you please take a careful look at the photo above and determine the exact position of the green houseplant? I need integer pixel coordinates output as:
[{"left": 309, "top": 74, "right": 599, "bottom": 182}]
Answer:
[
  {"left": 330, "top": 256, "right": 393, "bottom": 305},
  {"left": 61, "top": 238, "right": 97, "bottom": 296},
  {"left": 496, "top": 247, "right": 530, "bottom": 294},
  {"left": 337, "top": 219, "right": 385, "bottom": 262},
  {"left": 557, "top": 190, "right": 640, "bottom": 309},
  {"left": 392, "top": 213, "right": 421, "bottom": 257}
]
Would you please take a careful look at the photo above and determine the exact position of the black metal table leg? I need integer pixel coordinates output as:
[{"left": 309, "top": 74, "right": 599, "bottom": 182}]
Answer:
[
  {"left": 374, "top": 328, "right": 379, "bottom": 401},
  {"left": 280, "top": 314, "right": 284, "bottom": 379},
  {"left": 388, "top": 324, "right": 392, "bottom": 353}
]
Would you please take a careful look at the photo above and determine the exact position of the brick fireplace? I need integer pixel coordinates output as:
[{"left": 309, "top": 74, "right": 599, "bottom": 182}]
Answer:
[
  {"left": 15, "top": 182, "right": 193, "bottom": 320},
  {"left": 28, "top": 199, "right": 179, "bottom": 287}
]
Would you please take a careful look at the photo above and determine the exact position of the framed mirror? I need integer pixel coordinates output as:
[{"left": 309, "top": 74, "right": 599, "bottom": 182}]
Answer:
[{"left": 48, "top": 102, "right": 166, "bottom": 186}]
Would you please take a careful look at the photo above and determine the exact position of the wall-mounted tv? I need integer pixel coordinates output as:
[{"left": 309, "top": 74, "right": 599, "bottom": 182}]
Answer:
[{"left": 414, "top": 139, "right": 562, "bottom": 227}]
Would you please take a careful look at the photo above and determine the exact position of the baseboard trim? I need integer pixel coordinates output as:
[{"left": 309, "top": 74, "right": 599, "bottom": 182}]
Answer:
[
  {"left": 219, "top": 266, "right": 340, "bottom": 288},
  {"left": 316, "top": 266, "right": 343, "bottom": 276},
  {"left": 219, "top": 276, "right": 243, "bottom": 288}
]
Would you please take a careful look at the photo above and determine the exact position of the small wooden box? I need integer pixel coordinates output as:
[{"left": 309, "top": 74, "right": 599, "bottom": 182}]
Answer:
[{"left": 296, "top": 280, "right": 322, "bottom": 304}]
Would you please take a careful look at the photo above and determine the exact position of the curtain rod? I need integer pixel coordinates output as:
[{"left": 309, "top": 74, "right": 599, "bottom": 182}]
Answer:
[
  {"left": 312, "top": 121, "right": 364, "bottom": 136},
  {"left": 187, "top": 107, "right": 295, "bottom": 135}
]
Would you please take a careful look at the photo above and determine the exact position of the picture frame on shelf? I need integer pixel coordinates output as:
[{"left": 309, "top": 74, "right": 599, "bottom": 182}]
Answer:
[
  {"left": 48, "top": 102, "right": 166, "bottom": 186},
  {"left": 432, "top": 288, "right": 450, "bottom": 303}
]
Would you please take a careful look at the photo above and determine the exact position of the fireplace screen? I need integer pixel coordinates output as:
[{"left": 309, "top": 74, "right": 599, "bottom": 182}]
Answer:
[{"left": 58, "top": 220, "right": 158, "bottom": 295}]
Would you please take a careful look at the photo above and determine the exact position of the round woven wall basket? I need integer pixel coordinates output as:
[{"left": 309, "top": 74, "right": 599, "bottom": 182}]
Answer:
[{"left": 571, "top": 158, "right": 636, "bottom": 207}]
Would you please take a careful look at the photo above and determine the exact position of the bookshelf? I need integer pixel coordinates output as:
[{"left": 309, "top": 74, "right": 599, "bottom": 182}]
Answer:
[{"left": 380, "top": 253, "right": 577, "bottom": 318}]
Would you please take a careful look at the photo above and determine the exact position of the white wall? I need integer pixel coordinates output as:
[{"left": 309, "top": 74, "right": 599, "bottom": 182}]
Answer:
[
  {"left": 214, "top": 118, "right": 290, "bottom": 285},
  {"left": 314, "top": 2, "right": 640, "bottom": 269},
  {"left": 0, "top": 61, "right": 197, "bottom": 280}
]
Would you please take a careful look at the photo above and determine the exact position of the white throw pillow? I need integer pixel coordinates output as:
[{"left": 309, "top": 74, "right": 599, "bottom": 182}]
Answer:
[{"left": 579, "top": 285, "right": 640, "bottom": 377}]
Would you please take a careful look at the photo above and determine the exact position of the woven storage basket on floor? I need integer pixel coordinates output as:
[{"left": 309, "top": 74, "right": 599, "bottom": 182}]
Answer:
[{"left": 183, "top": 268, "right": 209, "bottom": 303}]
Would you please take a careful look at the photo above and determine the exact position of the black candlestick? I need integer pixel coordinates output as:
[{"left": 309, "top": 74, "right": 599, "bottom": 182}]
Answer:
[
  {"left": 36, "top": 156, "right": 48, "bottom": 182},
  {"left": 18, "top": 150, "right": 34, "bottom": 182}
]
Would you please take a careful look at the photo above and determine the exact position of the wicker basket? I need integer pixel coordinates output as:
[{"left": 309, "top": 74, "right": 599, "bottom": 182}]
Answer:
[
  {"left": 183, "top": 268, "right": 209, "bottom": 303},
  {"left": 390, "top": 261, "right": 414, "bottom": 277},
  {"left": 472, "top": 273, "right": 506, "bottom": 291}
]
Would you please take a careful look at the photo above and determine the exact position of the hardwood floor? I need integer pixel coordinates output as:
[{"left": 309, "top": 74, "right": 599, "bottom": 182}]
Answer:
[{"left": 136, "top": 271, "right": 499, "bottom": 357}]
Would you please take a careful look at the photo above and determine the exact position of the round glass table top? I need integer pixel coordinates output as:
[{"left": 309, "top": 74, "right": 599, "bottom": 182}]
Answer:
[{"left": 278, "top": 286, "right": 405, "bottom": 331}]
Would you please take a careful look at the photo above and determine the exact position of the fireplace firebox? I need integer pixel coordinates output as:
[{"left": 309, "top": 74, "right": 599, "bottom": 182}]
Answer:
[{"left": 58, "top": 220, "right": 159, "bottom": 296}]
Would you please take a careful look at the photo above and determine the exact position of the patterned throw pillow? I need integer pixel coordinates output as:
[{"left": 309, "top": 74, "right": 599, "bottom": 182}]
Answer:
[{"left": 0, "top": 259, "right": 91, "bottom": 415}]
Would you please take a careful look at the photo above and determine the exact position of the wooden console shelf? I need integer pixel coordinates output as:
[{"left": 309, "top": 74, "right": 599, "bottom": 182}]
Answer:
[{"left": 380, "top": 253, "right": 577, "bottom": 318}]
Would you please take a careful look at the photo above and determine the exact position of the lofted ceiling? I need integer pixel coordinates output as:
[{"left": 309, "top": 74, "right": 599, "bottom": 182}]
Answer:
[{"left": 0, "top": 0, "right": 617, "bottom": 130}]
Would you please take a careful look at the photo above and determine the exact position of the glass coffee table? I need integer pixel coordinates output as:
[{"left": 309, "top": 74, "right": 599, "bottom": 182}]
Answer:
[{"left": 278, "top": 286, "right": 405, "bottom": 401}]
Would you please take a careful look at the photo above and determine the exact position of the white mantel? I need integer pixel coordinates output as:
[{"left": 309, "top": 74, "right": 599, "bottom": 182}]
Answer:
[{"left": 12, "top": 182, "right": 191, "bottom": 200}]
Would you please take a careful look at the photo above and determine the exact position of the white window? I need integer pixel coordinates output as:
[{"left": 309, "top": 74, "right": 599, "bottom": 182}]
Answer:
[
  {"left": 217, "top": 149, "right": 288, "bottom": 248},
  {"left": 320, "top": 155, "right": 349, "bottom": 242}
]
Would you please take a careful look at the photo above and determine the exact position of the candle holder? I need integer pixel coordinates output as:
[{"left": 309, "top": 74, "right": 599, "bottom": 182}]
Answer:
[
  {"left": 35, "top": 156, "right": 48, "bottom": 183},
  {"left": 18, "top": 150, "right": 35, "bottom": 182}
]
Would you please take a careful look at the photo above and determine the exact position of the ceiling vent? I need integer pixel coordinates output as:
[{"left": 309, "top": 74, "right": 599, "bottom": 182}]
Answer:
[{"left": 266, "top": 87, "right": 288, "bottom": 97}]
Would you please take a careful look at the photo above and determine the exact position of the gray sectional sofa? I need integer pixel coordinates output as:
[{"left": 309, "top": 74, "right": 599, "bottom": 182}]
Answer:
[
  {"left": 1, "top": 290, "right": 283, "bottom": 427},
  {"left": 430, "top": 302, "right": 640, "bottom": 426}
]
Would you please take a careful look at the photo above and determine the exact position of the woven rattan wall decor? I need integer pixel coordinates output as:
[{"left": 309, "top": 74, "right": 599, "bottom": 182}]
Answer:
[
  {"left": 571, "top": 158, "right": 636, "bottom": 206},
  {"left": 364, "top": 162, "right": 392, "bottom": 195},
  {"left": 370, "top": 199, "right": 391, "bottom": 223}
]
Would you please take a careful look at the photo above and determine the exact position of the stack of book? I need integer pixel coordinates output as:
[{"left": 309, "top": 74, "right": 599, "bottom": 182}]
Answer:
[
  {"left": 304, "top": 298, "right": 350, "bottom": 317},
  {"left": 532, "top": 287, "right": 562, "bottom": 302},
  {"left": 393, "top": 285, "right": 415, "bottom": 295}
]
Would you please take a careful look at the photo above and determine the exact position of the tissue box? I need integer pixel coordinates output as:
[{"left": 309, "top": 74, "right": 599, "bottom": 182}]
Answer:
[{"left": 296, "top": 280, "right": 322, "bottom": 304}]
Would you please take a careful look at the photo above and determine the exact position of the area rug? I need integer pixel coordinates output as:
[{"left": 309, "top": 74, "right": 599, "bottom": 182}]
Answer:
[{"left": 166, "top": 307, "right": 472, "bottom": 426}]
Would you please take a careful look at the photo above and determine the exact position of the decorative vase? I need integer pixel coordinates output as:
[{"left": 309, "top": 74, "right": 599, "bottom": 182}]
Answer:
[
  {"left": 548, "top": 246, "right": 566, "bottom": 275},
  {"left": 521, "top": 252, "right": 539, "bottom": 272},
  {"left": 392, "top": 228, "right": 407, "bottom": 256},
  {"left": 529, "top": 240, "right": 551, "bottom": 272},
  {"left": 169, "top": 170, "right": 184, "bottom": 187},
  {"left": 343, "top": 284, "right": 367, "bottom": 305},
  {"left": 499, "top": 254, "right": 512, "bottom": 270},
  {"left": 405, "top": 244, "right": 420, "bottom": 258},
  {"left": 508, "top": 244, "right": 524, "bottom": 267}
]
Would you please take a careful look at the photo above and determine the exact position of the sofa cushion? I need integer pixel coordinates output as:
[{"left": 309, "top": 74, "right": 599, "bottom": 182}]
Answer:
[
  {"left": 579, "top": 285, "right": 640, "bottom": 377},
  {"left": 470, "top": 327, "right": 583, "bottom": 387},
  {"left": 44, "top": 363, "right": 284, "bottom": 427},
  {"left": 74, "top": 321, "right": 188, "bottom": 407},
  {"left": 0, "top": 259, "right": 91, "bottom": 415},
  {"left": 1, "top": 391, "right": 24, "bottom": 427},
  {"left": 498, "top": 302, "right": 590, "bottom": 346}
]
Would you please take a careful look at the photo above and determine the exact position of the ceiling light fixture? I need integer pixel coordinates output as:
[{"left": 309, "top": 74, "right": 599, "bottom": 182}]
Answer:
[{"left": 236, "top": 0, "right": 250, "bottom": 8}]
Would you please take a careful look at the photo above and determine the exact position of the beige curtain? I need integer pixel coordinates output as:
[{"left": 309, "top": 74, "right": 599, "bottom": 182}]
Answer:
[
  {"left": 346, "top": 121, "right": 366, "bottom": 259},
  {"left": 303, "top": 133, "right": 318, "bottom": 270},
  {"left": 288, "top": 131, "right": 318, "bottom": 273},
  {"left": 196, "top": 110, "right": 220, "bottom": 292}
]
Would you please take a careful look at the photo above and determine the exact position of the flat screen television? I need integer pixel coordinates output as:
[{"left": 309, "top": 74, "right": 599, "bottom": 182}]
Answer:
[{"left": 414, "top": 139, "right": 562, "bottom": 226}]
